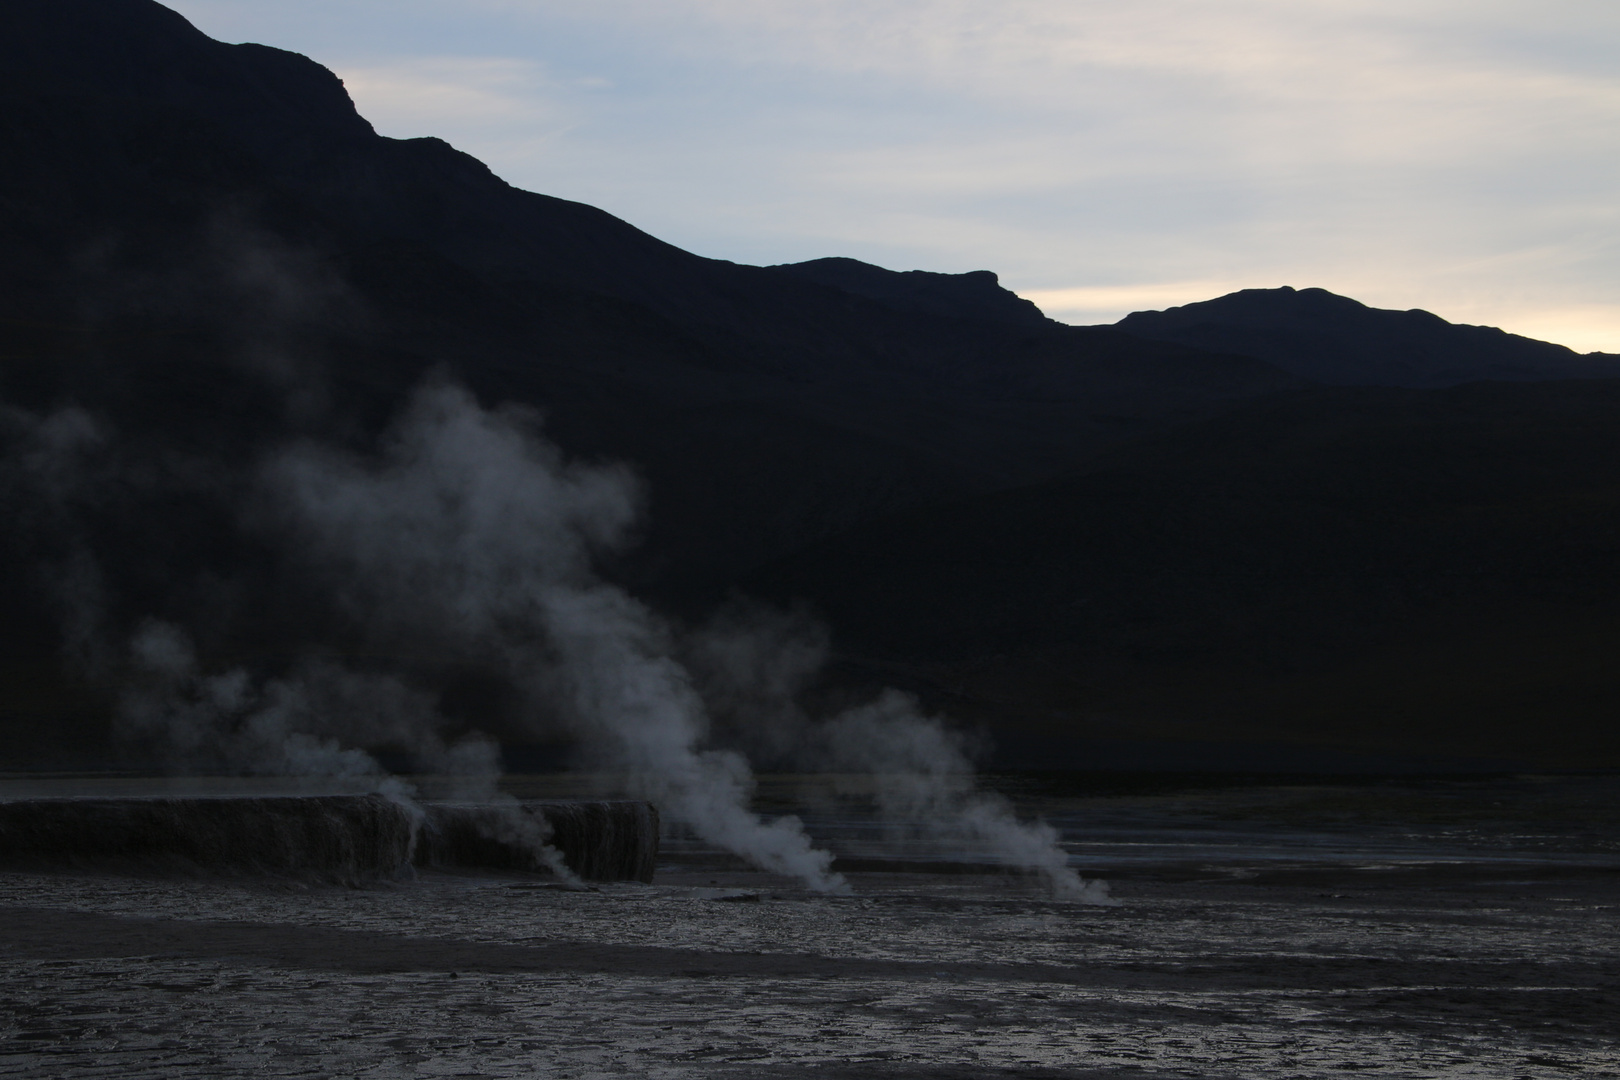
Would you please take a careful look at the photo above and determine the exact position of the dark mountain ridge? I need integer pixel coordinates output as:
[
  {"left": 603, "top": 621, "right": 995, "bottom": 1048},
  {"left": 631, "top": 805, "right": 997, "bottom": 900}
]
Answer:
[
  {"left": 2, "top": 0, "right": 1271, "bottom": 395},
  {"left": 748, "top": 379, "right": 1620, "bottom": 768},
  {"left": 768, "top": 258, "right": 1052, "bottom": 329},
  {"left": 3, "top": 0, "right": 1618, "bottom": 770},
  {"left": 1113, "top": 285, "right": 1620, "bottom": 387},
  {"left": 0, "top": 0, "right": 1301, "bottom": 590}
]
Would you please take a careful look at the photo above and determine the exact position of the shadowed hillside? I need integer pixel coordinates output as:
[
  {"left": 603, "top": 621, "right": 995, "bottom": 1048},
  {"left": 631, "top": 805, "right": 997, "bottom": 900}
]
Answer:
[
  {"left": 749, "top": 380, "right": 1620, "bottom": 769},
  {"left": 3, "top": 0, "right": 1617, "bottom": 770},
  {"left": 0, "top": 0, "right": 1297, "bottom": 586},
  {"left": 1113, "top": 286, "right": 1620, "bottom": 387}
]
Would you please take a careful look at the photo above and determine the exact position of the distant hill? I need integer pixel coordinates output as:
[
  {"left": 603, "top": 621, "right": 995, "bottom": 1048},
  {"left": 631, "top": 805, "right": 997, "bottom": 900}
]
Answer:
[
  {"left": 748, "top": 379, "right": 1620, "bottom": 769},
  {"left": 0, "top": 0, "right": 1296, "bottom": 588},
  {"left": 3, "top": 0, "right": 1619, "bottom": 769},
  {"left": 1113, "top": 286, "right": 1620, "bottom": 387},
  {"left": 768, "top": 258, "right": 1052, "bottom": 328},
  {"left": 0, "top": 0, "right": 1298, "bottom": 766}
]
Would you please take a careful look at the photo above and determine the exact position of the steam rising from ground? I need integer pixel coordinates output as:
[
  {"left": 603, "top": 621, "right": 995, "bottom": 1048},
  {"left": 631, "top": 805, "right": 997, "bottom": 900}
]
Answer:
[
  {"left": 821, "top": 693, "right": 1109, "bottom": 902},
  {"left": 689, "top": 604, "right": 1113, "bottom": 902},
  {"left": 264, "top": 384, "right": 1108, "bottom": 900},
  {"left": 271, "top": 385, "right": 845, "bottom": 891},
  {"left": 119, "top": 620, "right": 578, "bottom": 882},
  {"left": 0, "top": 405, "right": 113, "bottom": 675},
  {"left": 8, "top": 384, "right": 1109, "bottom": 899}
]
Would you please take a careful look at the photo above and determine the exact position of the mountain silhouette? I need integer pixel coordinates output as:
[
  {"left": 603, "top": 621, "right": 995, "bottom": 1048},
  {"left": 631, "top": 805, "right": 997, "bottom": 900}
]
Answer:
[
  {"left": 0, "top": 0, "right": 1296, "bottom": 580},
  {"left": 768, "top": 258, "right": 1052, "bottom": 328},
  {"left": 748, "top": 379, "right": 1620, "bottom": 769},
  {"left": 3, "top": 0, "right": 1618, "bottom": 770},
  {"left": 1113, "top": 286, "right": 1620, "bottom": 387}
]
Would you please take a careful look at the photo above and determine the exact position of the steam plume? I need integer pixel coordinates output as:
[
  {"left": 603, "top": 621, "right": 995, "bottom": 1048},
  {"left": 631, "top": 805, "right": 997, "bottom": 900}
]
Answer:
[
  {"left": 12, "top": 381, "right": 1105, "bottom": 900},
  {"left": 271, "top": 384, "right": 845, "bottom": 891},
  {"left": 119, "top": 620, "right": 578, "bottom": 882},
  {"left": 0, "top": 405, "right": 113, "bottom": 674},
  {"left": 689, "top": 603, "right": 1115, "bottom": 903},
  {"left": 820, "top": 692, "right": 1113, "bottom": 903}
]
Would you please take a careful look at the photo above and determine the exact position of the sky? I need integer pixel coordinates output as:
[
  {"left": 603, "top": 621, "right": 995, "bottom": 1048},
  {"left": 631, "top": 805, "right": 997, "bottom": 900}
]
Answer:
[{"left": 166, "top": 1, "right": 1620, "bottom": 351}]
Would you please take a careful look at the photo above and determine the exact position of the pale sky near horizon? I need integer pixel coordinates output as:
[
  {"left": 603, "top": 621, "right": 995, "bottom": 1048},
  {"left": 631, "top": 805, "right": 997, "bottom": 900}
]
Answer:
[{"left": 166, "top": 1, "right": 1620, "bottom": 352}]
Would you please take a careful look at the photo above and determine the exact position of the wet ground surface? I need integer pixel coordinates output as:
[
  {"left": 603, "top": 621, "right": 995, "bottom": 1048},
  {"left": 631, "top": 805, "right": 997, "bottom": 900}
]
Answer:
[{"left": 1, "top": 774, "right": 1617, "bottom": 1078}]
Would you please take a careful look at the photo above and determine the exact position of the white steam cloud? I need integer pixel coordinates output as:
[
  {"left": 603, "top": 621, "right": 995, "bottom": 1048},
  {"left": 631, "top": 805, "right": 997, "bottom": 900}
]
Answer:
[
  {"left": 688, "top": 602, "right": 1114, "bottom": 902},
  {"left": 262, "top": 382, "right": 1109, "bottom": 901},
  {"left": 119, "top": 619, "right": 578, "bottom": 882},
  {"left": 820, "top": 692, "right": 1110, "bottom": 902},
  {"left": 270, "top": 383, "right": 845, "bottom": 891},
  {"left": 20, "top": 382, "right": 1107, "bottom": 897}
]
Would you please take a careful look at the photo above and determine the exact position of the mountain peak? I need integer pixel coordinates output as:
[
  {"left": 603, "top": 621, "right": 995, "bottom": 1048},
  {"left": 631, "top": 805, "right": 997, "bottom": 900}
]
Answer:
[
  {"left": 768, "top": 257, "right": 1052, "bottom": 329},
  {"left": 0, "top": 0, "right": 377, "bottom": 155},
  {"left": 1113, "top": 286, "right": 1618, "bottom": 387}
]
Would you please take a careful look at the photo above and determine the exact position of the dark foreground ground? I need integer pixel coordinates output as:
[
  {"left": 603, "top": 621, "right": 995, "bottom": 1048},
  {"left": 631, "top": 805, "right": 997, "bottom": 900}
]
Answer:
[{"left": 1, "top": 775, "right": 1617, "bottom": 1078}]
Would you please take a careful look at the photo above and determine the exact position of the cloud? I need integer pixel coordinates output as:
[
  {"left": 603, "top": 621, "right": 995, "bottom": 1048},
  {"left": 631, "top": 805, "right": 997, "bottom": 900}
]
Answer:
[
  {"left": 269, "top": 383, "right": 849, "bottom": 891},
  {"left": 252, "top": 382, "right": 1110, "bottom": 897}
]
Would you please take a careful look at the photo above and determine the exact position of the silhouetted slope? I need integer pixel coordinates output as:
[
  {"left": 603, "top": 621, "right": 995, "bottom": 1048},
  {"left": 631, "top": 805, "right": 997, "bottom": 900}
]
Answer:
[
  {"left": 0, "top": 0, "right": 1288, "bottom": 393},
  {"left": 4, "top": 0, "right": 1616, "bottom": 770},
  {"left": 768, "top": 258, "right": 1051, "bottom": 328},
  {"left": 1113, "top": 286, "right": 1620, "bottom": 387},
  {"left": 748, "top": 380, "right": 1620, "bottom": 768},
  {"left": 0, "top": 0, "right": 715, "bottom": 319},
  {"left": 0, "top": 0, "right": 1299, "bottom": 584},
  {"left": 0, "top": 0, "right": 1306, "bottom": 766}
]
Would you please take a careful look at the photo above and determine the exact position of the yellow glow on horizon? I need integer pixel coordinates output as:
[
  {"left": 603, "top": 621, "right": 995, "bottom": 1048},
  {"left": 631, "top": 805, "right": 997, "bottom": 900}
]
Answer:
[
  {"left": 1485, "top": 309, "right": 1620, "bottom": 356},
  {"left": 1021, "top": 285, "right": 1620, "bottom": 355},
  {"left": 1018, "top": 282, "right": 1251, "bottom": 323}
]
